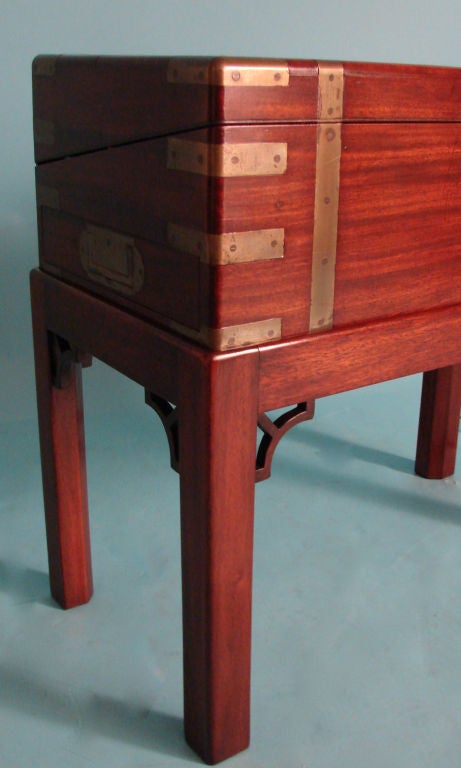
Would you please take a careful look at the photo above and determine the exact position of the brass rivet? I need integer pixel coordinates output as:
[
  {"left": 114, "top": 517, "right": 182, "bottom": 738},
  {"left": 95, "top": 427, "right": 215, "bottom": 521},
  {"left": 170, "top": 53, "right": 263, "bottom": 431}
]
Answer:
[
  {"left": 231, "top": 71, "right": 241, "bottom": 81},
  {"left": 326, "top": 128, "right": 335, "bottom": 141},
  {"left": 273, "top": 154, "right": 281, "bottom": 163},
  {"left": 274, "top": 72, "right": 281, "bottom": 81},
  {"left": 227, "top": 337, "right": 235, "bottom": 346},
  {"left": 322, "top": 258, "right": 329, "bottom": 265},
  {"left": 271, "top": 240, "right": 278, "bottom": 248},
  {"left": 328, "top": 107, "right": 334, "bottom": 115},
  {"left": 231, "top": 155, "right": 240, "bottom": 164},
  {"left": 197, "top": 154, "right": 204, "bottom": 164},
  {"left": 268, "top": 329, "right": 275, "bottom": 337},
  {"left": 329, "top": 74, "right": 334, "bottom": 81},
  {"left": 318, "top": 318, "right": 325, "bottom": 326},
  {"left": 230, "top": 244, "right": 237, "bottom": 252},
  {"left": 324, "top": 196, "right": 330, "bottom": 204}
]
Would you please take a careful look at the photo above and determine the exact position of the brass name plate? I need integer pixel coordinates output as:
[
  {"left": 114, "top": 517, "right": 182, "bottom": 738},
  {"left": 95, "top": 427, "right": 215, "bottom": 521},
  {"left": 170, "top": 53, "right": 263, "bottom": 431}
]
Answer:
[
  {"left": 167, "top": 58, "right": 289, "bottom": 87},
  {"left": 167, "top": 224, "right": 284, "bottom": 265},
  {"left": 167, "top": 138, "right": 287, "bottom": 177},
  {"left": 80, "top": 225, "right": 144, "bottom": 295},
  {"left": 309, "top": 63, "right": 344, "bottom": 332}
]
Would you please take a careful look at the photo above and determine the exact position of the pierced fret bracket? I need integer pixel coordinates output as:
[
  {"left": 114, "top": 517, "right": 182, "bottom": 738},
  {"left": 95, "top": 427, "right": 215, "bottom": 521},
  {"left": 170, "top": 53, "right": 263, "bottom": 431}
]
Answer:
[
  {"left": 50, "top": 333, "right": 92, "bottom": 389},
  {"left": 145, "top": 391, "right": 179, "bottom": 472},
  {"left": 256, "top": 402, "right": 315, "bottom": 482}
]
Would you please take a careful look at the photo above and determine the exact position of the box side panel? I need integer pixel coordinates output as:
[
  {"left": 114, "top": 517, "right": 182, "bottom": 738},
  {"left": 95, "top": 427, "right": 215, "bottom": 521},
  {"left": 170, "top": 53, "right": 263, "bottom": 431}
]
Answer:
[
  {"left": 334, "top": 122, "right": 461, "bottom": 325},
  {"left": 36, "top": 132, "right": 209, "bottom": 332}
]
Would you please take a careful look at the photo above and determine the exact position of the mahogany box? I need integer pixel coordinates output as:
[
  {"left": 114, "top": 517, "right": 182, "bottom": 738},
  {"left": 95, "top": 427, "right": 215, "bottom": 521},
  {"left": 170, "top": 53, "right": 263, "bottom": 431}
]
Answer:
[{"left": 33, "top": 56, "right": 461, "bottom": 351}]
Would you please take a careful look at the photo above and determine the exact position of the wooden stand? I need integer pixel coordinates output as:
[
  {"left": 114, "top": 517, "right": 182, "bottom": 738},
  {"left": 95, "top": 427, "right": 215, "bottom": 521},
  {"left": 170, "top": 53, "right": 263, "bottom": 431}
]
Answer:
[{"left": 31, "top": 268, "right": 461, "bottom": 764}]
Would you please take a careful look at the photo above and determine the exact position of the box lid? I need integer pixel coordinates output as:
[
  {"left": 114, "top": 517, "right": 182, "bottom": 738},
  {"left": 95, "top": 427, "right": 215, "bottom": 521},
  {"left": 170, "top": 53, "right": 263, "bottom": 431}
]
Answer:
[{"left": 33, "top": 56, "right": 461, "bottom": 163}]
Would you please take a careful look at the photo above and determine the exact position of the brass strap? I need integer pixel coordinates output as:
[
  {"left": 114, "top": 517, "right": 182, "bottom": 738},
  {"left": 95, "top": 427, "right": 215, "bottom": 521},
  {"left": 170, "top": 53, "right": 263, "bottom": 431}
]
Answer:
[
  {"left": 167, "top": 138, "right": 287, "bottom": 177},
  {"left": 167, "top": 58, "right": 289, "bottom": 87},
  {"left": 204, "top": 318, "right": 282, "bottom": 350},
  {"left": 167, "top": 224, "right": 284, "bottom": 265},
  {"left": 309, "top": 63, "right": 344, "bottom": 332}
]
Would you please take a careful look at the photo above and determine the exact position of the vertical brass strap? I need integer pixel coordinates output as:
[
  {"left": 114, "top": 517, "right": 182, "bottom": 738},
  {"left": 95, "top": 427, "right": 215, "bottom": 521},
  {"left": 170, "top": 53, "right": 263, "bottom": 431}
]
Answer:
[{"left": 309, "top": 63, "right": 344, "bottom": 332}]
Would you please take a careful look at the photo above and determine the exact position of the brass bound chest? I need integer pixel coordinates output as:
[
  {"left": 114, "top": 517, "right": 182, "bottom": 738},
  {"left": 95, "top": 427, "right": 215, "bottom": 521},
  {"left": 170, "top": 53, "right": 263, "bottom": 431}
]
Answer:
[{"left": 33, "top": 56, "right": 461, "bottom": 350}]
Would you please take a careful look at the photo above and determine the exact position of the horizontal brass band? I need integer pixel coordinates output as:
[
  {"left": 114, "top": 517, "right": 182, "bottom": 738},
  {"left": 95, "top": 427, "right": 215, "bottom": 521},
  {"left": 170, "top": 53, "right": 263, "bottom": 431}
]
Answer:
[
  {"left": 80, "top": 224, "right": 144, "bottom": 296},
  {"left": 205, "top": 318, "right": 282, "bottom": 351},
  {"left": 167, "top": 58, "right": 289, "bottom": 87},
  {"left": 167, "top": 138, "right": 287, "bottom": 177},
  {"left": 34, "top": 118, "right": 55, "bottom": 145},
  {"left": 36, "top": 185, "right": 60, "bottom": 209},
  {"left": 167, "top": 224, "right": 284, "bottom": 265},
  {"left": 309, "top": 63, "right": 344, "bottom": 333}
]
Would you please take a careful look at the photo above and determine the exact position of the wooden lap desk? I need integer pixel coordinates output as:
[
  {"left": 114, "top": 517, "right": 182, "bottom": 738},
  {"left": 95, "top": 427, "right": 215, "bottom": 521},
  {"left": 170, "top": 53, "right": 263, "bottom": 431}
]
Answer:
[{"left": 31, "top": 57, "right": 461, "bottom": 764}]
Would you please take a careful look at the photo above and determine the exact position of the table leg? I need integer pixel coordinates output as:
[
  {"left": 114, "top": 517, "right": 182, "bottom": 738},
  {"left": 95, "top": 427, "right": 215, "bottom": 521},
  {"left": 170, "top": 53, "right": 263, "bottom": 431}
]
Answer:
[
  {"left": 31, "top": 275, "right": 93, "bottom": 608},
  {"left": 415, "top": 364, "right": 461, "bottom": 479},
  {"left": 178, "top": 350, "right": 259, "bottom": 764}
]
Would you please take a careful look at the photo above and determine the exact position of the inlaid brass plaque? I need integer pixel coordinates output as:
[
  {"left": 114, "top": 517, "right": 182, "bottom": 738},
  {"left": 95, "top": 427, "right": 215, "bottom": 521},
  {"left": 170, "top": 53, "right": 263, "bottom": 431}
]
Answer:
[{"left": 80, "top": 225, "right": 144, "bottom": 295}]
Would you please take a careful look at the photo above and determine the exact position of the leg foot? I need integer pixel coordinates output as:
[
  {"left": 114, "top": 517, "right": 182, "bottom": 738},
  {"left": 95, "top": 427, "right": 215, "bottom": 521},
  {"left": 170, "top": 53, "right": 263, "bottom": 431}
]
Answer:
[
  {"left": 31, "top": 274, "right": 93, "bottom": 608},
  {"left": 415, "top": 365, "right": 461, "bottom": 479}
]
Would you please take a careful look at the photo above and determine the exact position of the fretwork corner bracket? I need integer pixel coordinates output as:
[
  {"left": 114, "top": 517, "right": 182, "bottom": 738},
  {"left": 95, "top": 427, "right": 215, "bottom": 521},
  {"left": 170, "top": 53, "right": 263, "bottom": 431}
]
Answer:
[
  {"left": 49, "top": 333, "right": 92, "bottom": 389},
  {"left": 256, "top": 402, "right": 315, "bottom": 482},
  {"left": 145, "top": 391, "right": 180, "bottom": 472},
  {"left": 145, "top": 391, "right": 315, "bottom": 482}
]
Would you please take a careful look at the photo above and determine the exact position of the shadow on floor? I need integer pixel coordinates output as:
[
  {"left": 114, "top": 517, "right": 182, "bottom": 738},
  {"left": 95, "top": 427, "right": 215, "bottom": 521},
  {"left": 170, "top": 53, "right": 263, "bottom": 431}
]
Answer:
[
  {"left": 0, "top": 662, "right": 198, "bottom": 761},
  {"left": 0, "top": 560, "right": 53, "bottom": 607},
  {"left": 268, "top": 427, "right": 461, "bottom": 527},
  {"left": 288, "top": 424, "right": 415, "bottom": 474}
]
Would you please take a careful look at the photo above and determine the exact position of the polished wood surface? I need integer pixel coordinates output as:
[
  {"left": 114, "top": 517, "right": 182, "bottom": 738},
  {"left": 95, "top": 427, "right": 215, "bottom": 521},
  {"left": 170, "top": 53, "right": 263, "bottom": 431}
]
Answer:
[
  {"left": 33, "top": 57, "right": 461, "bottom": 163},
  {"left": 31, "top": 267, "right": 461, "bottom": 763},
  {"left": 31, "top": 56, "right": 461, "bottom": 764},
  {"left": 31, "top": 274, "right": 93, "bottom": 608},
  {"left": 179, "top": 350, "right": 258, "bottom": 763}
]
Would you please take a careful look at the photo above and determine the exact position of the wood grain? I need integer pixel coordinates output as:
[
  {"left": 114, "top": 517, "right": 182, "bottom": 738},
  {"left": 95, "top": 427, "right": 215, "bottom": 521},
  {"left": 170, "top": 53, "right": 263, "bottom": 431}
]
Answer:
[
  {"left": 33, "top": 57, "right": 461, "bottom": 163},
  {"left": 178, "top": 349, "right": 258, "bottom": 763},
  {"left": 258, "top": 303, "right": 461, "bottom": 411}
]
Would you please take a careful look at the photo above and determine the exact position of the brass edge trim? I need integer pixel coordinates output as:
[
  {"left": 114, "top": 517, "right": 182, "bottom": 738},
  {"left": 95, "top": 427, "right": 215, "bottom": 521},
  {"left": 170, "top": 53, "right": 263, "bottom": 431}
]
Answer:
[
  {"left": 33, "top": 56, "right": 57, "bottom": 77},
  {"left": 34, "top": 118, "right": 55, "bottom": 145},
  {"left": 204, "top": 318, "right": 282, "bottom": 351},
  {"left": 167, "top": 138, "right": 287, "bottom": 177},
  {"left": 80, "top": 224, "right": 144, "bottom": 296},
  {"left": 309, "top": 63, "right": 344, "bottom": 333},
  {"left": 167, "top": 224, "right": 284, "bottom": 265},
  {"left": 167, "top": 58, "right": 289, "bottom": 86},
  {"left": 36, "top": 185, "right": 60, "bottom": 209}
]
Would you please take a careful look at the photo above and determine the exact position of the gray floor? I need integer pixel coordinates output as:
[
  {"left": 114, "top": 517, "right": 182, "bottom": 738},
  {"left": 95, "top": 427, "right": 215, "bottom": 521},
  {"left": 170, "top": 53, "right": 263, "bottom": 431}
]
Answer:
[{"left": 2, "top": 367, "right": 461, "bottom": 768}]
